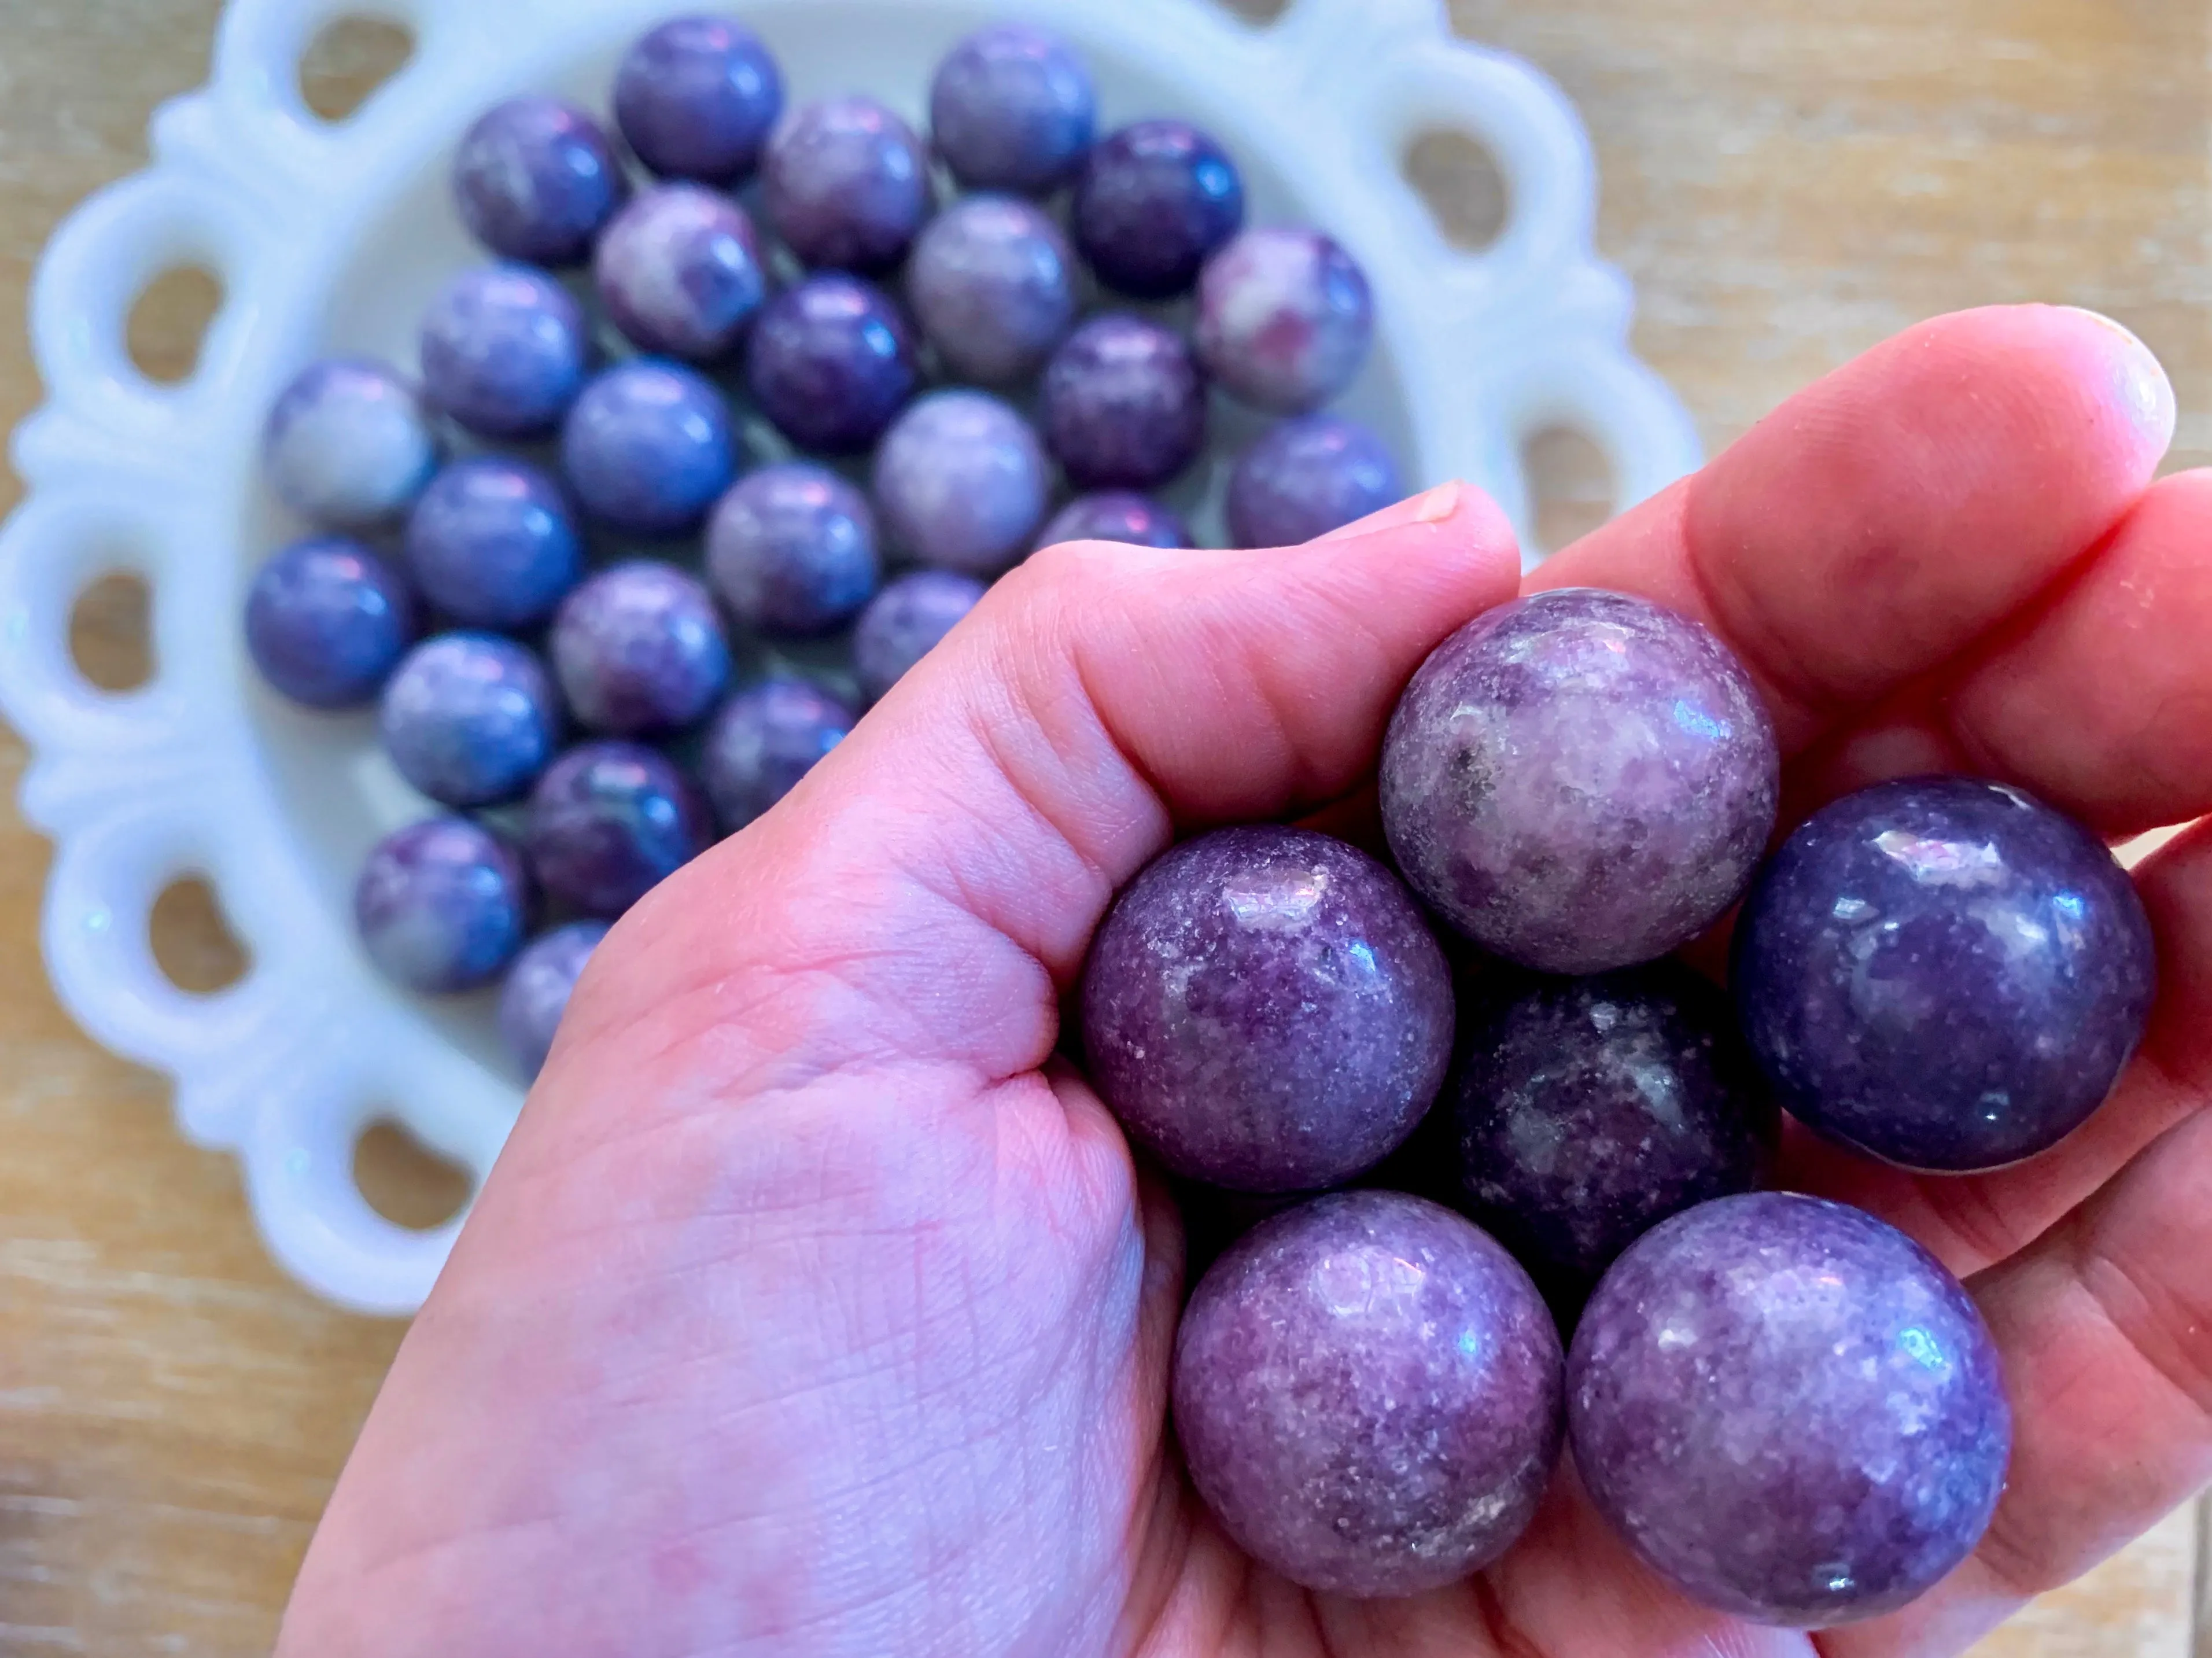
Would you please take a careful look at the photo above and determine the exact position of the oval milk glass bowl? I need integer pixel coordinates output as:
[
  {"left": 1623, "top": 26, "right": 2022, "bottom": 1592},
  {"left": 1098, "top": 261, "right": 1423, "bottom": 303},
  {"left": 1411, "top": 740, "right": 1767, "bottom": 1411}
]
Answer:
[{"left": 0, "top": 0, "right": 1700, "bottom": 1313}]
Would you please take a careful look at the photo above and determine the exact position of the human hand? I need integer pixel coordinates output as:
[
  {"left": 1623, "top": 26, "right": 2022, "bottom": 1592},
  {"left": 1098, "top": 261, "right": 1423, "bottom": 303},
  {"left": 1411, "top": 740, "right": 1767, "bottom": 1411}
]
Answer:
[{"left": 278, "top": 304, "right": 2212, "bottom": 1658}]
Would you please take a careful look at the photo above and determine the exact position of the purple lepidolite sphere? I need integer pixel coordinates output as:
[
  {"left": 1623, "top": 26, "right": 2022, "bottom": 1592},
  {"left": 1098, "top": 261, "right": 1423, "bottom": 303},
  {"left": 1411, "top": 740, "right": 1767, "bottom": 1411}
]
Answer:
[
  {"left": 452, "top": 95, "right": 626, "bottom": 267},
  {"left": 1733, "top": 776, "right": 2155, "bottom": 1173},
  {"left": 705, "top": 463, "right": 879, "bottom": 636},
  {"left": 498, "top": 919, "right": 610, "bottom": 1080},
  {"left": 594, "top": 184, "right": 766, "bottom": 362},
  {"left": 526, "top": 740, "right": 714, "bottom": 917},
  {"left": 1173, "top": 1191, "right": 1564, "bottom": 1597},
  {"left": 378, "top": 633, "right": 562, "bottom": 809},
  {"left": 745, "top": 274, "right": 918, "bottom": 455},
  {"left": 906, "top": 195, "right": 1076, "bottom": 386},
  {"left": 851, "top": 569, "right": 986, "bottom": 703},
  {"left": 1382, "top": 588, "right": 1780, "bottom": 975},
  {"left": 1197, "top": 227, "right": 1375, "bottom": 415},
  {"left": 1035, "top": 492, "right": 1192, "bottom": 552},
  {"left": 264, "top": 359, "right": 440, "bottom": 529},
  {"left": 1040, "top": 314, "right": 1206, "bottom": 492},
  {"left": 1226, "top": 413, "right": 1400, "bottom": 547},
  {"left": 1449, "top": 962, "right": 1774, "bottom": 1308},
  {"left": 418, "top": 264, "right": 588, "bottom": 440},
  {"left": 928, "top": 23, "right": 1096, "bottom": 195},
  {"left": 614, "top": 15, "right": 784, "bottom": 186},
  {"left": 405, "top": 457, "right": 582, "bottom": 631},
  {"left": 355, "top": 817, "right": 531, "bottom": 993},
  {"left": 1569, "top": 1192, "right": 2011, "bottom": 1627},
  {"left": 871, "top": 390, "right": 1048, "bottom": 575},
  {"left": 1081, "top": 826, "right": 1452, "bottom": 1192},
  {"left": 245, "top": 537, "right": 416, "bottom": 709},
  {"left": 762, "top": 96, "right": 930, "bottom": 274},
  {"left": 559, "top": 360, "right": 735, "bottom": 537},
  {"left": 1072, "top": 120, "right": 1245, "bottom": 301},
  {"left": 700, "top": 677, "right": 855, "bottom": 832},
  {"left": 551, "top": 562, "right": 729, "bottom": 738}
]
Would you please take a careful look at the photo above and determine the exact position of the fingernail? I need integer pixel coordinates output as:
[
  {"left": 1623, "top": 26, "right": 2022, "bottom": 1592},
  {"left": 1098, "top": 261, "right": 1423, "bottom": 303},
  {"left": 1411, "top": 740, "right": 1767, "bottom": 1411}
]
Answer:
[
  {"left": 2061, "top": 307, "right": 2176, "bottom": 454},
  {"left": 1320, "top": 480, "right": 1465, "bottom": 541}
]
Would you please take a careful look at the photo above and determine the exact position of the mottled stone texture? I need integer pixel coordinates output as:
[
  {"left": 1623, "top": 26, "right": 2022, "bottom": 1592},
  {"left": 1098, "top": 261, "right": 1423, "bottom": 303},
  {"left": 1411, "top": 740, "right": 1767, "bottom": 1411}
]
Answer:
[
  {"left": 762, "top": 96, "right": 930, "bottom": 275},
  {"left": 593, "top": 184, "right": 765, "bottom": 362},
  {"left": 851, "top": 570, "right": 985, "bottom": 703},
  {"left": 525, "top": 741, "right": 714, "bottom": 918},
  {"left": 907, "top": 195, "right": 1076, "bottom": 386},
  {"left": 418, "top": 264, "right": 587, "bottom": 441},
  {"left": 701, "top": 677, "right": 854, "bottom": 832},
  {"left": 1381, "top": 588, "right": 1779, "bottom": 974},
  {"left": 1081, "top": 826, "right": 1452, "bottom": 1192},
  {"left": 499, "top": 920, "right": 609, "bottom": 1081},
  {"left": 929, "top": 23, "right": 1097, "bottom": 195},
  {"left": 551, "top": 562, "right": 729, "bottom": 738},
  {"left": 706, "top": 463, "right": 880, "bottom": 638},
  {"left": 1072, "top": 120, "right": 1245, "bottom": 300},
  {"left": 1196, "top": 227, "right": 1374, "bottom": 416},
  {"left": 1040, "top": 314, "right": 1206, "bottom": 491},
  {"left": 378, "top": 633, "right": 562, "bottom": 809},
  {"left": 745, "top": 275, "right": 919, "bottom": 456},
  {"left": 1173, "top": 1191, "right": 1564, "bottom": 1597},
  {"left": 404, "top": 456, "right": 581, "bottom": 632},
  {"left": 614, "top": 16, "right": 783, "bottom": 186},
  {"left": 245, "top": 537, "right": 415, "bottom": 709},
  {"left": 263, "top": 359, "right": 440, "bottom": 530},
  {"left": 1734, "top": 776, "right": 2156, "bottom": 1172},
  {"left": 871, "top": 390, "right": 1049, "bottom": 574},
  {"left": 1225, "top": 412, "right": 1400, "bottom": 548},
  {"left": 1036, "top": 492, "right": 1192, "bottom": 552},
  {"left": 1568, "top": 1193, "right": 2011, "bottom": 1627},
  {"left": 355, "top": 818, "right": 531, "bottom": 993},
  {"left": 452, "top": 96, "right": 626, "bottom": 268},
  {"left": 559, "top": 360, "right": 735, "bottom": 538}
]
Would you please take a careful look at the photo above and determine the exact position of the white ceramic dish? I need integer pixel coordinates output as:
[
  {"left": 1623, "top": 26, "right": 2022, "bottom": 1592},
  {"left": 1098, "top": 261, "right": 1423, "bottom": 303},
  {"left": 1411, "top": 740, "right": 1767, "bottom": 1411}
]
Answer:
[{"left": 0, "top": 0, "right": 1699, "bottom": 1313}]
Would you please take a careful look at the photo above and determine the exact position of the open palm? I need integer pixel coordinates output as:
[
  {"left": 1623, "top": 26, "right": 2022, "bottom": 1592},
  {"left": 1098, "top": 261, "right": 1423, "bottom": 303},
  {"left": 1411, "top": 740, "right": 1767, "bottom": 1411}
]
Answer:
[{"left": 279, "top": 306, "right": 2212, "bottom": 1658}]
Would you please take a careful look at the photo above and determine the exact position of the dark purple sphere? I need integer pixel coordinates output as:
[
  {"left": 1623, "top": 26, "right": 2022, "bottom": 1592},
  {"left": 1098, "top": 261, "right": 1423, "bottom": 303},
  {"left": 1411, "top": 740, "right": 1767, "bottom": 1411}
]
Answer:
[
  {"left": 1734, "top": 776, "right": 2156, "bottom": 1172},
  {"left": 851, "top": 569, "right": 986, "bottom": 703},
  {"left": 1081, "top": 826, "right": 1453, "bottom": 1192},
  {"left": 498, "top": 919, "right": 609, "bottom": 1080},
  {"left": 1173, "top": 1191, "right": 1564, "bottom": 1597},
  {"left": 705, "top": 463, "right": 879, "bottom": 637},
  {"left": 559, "top": 359, "right": 735, "bottom": 537},
  {"left": 744, "top": 274, "right": 918, "bottom": 456},
  {"left": 906, "top": 194, "right": 1076, "bottom": 386},
  {"left": 700, "top": 677, "right": 855, "bottom": 832},
  {"left": 1381, "top": 588, "right": 1780, "bottom": 974},
  {"left": 264, "top": 358, "right": 440, "bottom": 529},
  {"left": 354, "top": 817, "right": 531, "bottom": 993},
  {"left": 1039, "top": 314, "right": 1206, "bottom": 491},
  {"left": 378, "top": 633, "right": 562, "bottom": 809},
  {"left": 871, "top": 390, "right": 1049, "bottom": 575},
  {"left": 1035, "top": 492, "right": 1193, "bottom": 552},
  {"left": 762, "top": 95, "right": 930, "bottom": 274},
  {"left": 1226, "top": 413, "right": 1400, "bottom": 547},
  {"left": 593, "top": 183, "right": 766, "bottom": 361},
  {"left": 1197, "top": 227, "right": 1375, "bottom": 415},
  {"left": 418, "top": 264, "right": 588, "bottom": 440},
  {"left": 525, "top": 741, "right": 714, "bottom": 918},
  {"left": 551, "top": 562, "right": 730, "bottom": 738},
  {"left": 613, "top": 15, "right": 784, "bottom": 186},
  {"left": 404, "top": 456, "right": 581, "bottom": 631},
  {"left": 1072, "top": 119, "right": 1245, "bottom": 300},
  {"left": 928, "top": 23, "right": 1096, "bottom": 194},
  {"left": 245, "top": 537, "right": 416, "bottom": 709},
  {"left": 451, "top": 95, "right": 626, "bottom": 267},
  {"left": 1569, "top": 1193, "right": 2011, "bottom": 1627}
]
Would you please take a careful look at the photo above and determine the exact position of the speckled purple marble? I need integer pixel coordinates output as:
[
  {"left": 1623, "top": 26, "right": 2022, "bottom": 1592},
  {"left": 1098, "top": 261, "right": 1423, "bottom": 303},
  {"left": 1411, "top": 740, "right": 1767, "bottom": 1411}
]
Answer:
[
  {"left": 1196, "top": 227, "right": 1375, "bottom": 415},
  {"left": 498, "top": 919, "right": 610, "bottom": 1080},
  {"left": 906, "top": 195, "right": 1076, "bottom": 386},
  {"left": 1225, "top": 413, "right": 1400, "bottom": 548},
  {"left": 551, "top": 562, "right": 729, "bottom": 738},
  {"left": 762, "top": 96, "right": 930, "bottom": 274},
  {"left": 354, "top": 817, "right": 531, "bottom": 993},
  {"left": 245, "top": 537, "right": 416, "bottom": 709},
  {"left": 1039, "top": 314, "right": 1206, "bottom": 492},
  {"left": 871, "top": 390, "right": 1048, "bottom": 575},
  {"left": 744, "top": 274, "right": 919, "bottom": 455},
  {"left": 264, "top": 358, "right": 441, "bottom": 529},
  {"left": 404, "top": 457, "right": 581, "bottom": 632},
  {"left": 1449, "top": 963, "right": 1774, "bottom": 1307},
  {"left": 1734, "top": 776, "right": 2155, "bottom": 1172},
  {"left": 559, "top": 359, "right": 735, "bottom": 537},
  {"left": 1072, "top": 120, "right": 1245, "bottom": 301},
  {"left": 701, "top": 677, "right": 856, "bottom": 832},
  {"left": 1035, "top": 492, "right": 1193, "bottom": 552},
  {"left": 1569, "top": 1193, "right": 2011, "bottom": 1627},
  {"left": 378, "top": 633, "right": 562, "bottom": 809},
  {"left": 525, "top": 740, "right": 714, "bottom": 917},
  {"left": 1173, "top": 1191, "right": 1564, "bottom": 1597},
  {"left": 452, "top": 95, "right": 626, "bottom": 267},
  {"left": 1381, "top": 588, "right": 1780, "bottom": 975},
  {"left": 418, "top": 264, "right": 588, "bottom": 440},
  {"left": 705, "top": 463, "right": 879, "bottom": 636},
  {"left": 928, "top": 23, "right": 1096, "bottom": 194},
  {"left": 614, "top": 15, "right": 784, "bottom": 186},
  {"left": 1081, "top": 826, "right": 1452, "bottom": 1192},
  {"left": 593, "top": 184, "right": 765, "bottom": 362},
  {"left": 851, "top": 569, "right": 986, "bottom": 703}
]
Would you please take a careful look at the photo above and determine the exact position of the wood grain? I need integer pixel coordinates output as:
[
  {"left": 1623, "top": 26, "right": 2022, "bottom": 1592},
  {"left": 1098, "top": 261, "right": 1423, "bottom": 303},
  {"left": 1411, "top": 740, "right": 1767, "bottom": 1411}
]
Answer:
[{"left": 0, "top": 1, "right": 2205, "bottom": 1651}]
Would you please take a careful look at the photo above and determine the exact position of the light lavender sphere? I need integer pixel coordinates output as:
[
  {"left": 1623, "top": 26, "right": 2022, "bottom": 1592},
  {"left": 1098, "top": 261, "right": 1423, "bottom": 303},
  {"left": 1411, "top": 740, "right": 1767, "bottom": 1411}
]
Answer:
[
  {"left": 452, "top": 96, "right": 626, "bottom": 267},
  {"left": 706, "top": 463, "right": 880, "bottom": 637},
  {"left": 1174, "top": 1191, "right": 1564, "bottom": 1597},
  {"left": 700, "top": 677, "right": 856, "bottom": 832},
  {"left": 762, "top": 96, "right": 930, "bottom": 274},
  {"left": 1196, "top": 227, "right": 1375, "bottom": 415},
  {"left": 593, "top": 183, "right": 766, "bottom": 361},
  {"left": 851, "top": 569, "right": 985, "bottom": 703},
  {"left": 264, "top": 359, "right": 441, "bottom": 529},
  {"left": 1381, "top": 588, "right": 1780, "bottom": 974},
  {"left": 613, "top": 15, "right": 784, "bottom": 186},
  {"left": 1035, "top": 492, "right": 1192, "bottom": 552},
  {"left": 418, "top": 264, "right": 589, "bottom": 440},
  {"left": 559, "top": 360, "right": 735, "bottom": 538},
  {"left": 906, "top": 195, "right": 1076, "bottom": 386},
  {"left": 378, "top": 632, "right": 563, "bottom": 809},
  {"left": 498, "top": 920, "right": 610, "bottom": 1080},
  {"left": 871, "top": 390, "right": 1049, "bottom": 575},
  {"left": 1225, "top": 412, "right": 1399, "bottom": 547},
  {"left": 354, "top": 817, "right": 531, "bottom": 993},
  {"left": 928, "top": 23, "right": 1096, "bottom": 194},
  {"left": 1569, "top": 1193, "right": 2011, "bottom": 1627},
  {"left": 551, "top": 562, "right": 731, "bottom": 737}
]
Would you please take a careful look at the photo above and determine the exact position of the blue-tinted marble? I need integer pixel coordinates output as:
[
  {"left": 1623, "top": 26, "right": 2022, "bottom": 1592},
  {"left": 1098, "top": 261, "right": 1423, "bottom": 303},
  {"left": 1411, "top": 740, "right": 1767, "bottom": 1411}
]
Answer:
[
  {"left": 354, "top": 817, "right": 531, "bottom": 993},
  {"left": 906, "top": 194, "right": 1076, "bottom": 386},
  {"left": 1196, "top": 227, "right": 1374, "bottom": 415},
  {"left": 452, "top": 95, "right": 626, "bottom": 267},
  {"left": 762, "top": 95, "right": 930, "bottom": 274},
  {"left": 378, "top": 633, "right": 563, "bottom": 809},
  {"left": 614, "top": 15, "right": 784, "bottom": 185},
  {"left": 404, "top": 456, "right": 582, "bottom": 632},
  {"left": 705, "top": 462, "right": 879, "bottom": 636},
  {"left": 593, "top": 183, "right": 766, "bottom": 361},
  {"left": 418, "top": 263, "right": 589, "bottom": 440},
  {"left": 498, "top": 919, "right": 610, "bottom": 1080},
  {"left": 928, "top": 23, "right": 1096, "bottom": 194},
  {"left": 244, "top": 536, "right": 416, "bottom": 709},
  {"left": 264, "top": 358, "right": 441, "bottom": 530},
  {"left": 559, "top": 359, "right": 735, "bottom": 537},
  {"left": 700, "top": 677, "right": 856, "bottom": 832},
  {"left": 1035, "top": 491, "right": 1193, "bottom": 552},
  {"left": 1225, "top": 413, "right": 1400, "bottom": 547},
  {"left": 551, "top": 562, "right": 730, "bottom": 738},
  {"left": 871, "top": 390, "right": 1048, "bottom": 575},
  {"left": 1071, "top": 120, "right": 1245, "bottom": 300},
  {"left": 525, "top": 740, "right": 714, "bottom": 917},
  {"left": 851, "top": 569, "right": 985, "bottom": 703},
  {"left": 744, "top": 274, "right": 918, "bottom": 455},
  {"left": 1039, "top": 314, "right": 1206, "bottom": 491}
]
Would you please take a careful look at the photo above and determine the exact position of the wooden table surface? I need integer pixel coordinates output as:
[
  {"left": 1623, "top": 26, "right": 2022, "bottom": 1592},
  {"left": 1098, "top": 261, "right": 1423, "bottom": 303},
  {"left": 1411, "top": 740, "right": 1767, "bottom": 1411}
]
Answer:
[{"left": 2, "top": 0, "right": 2208, "bottom": 1650}]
